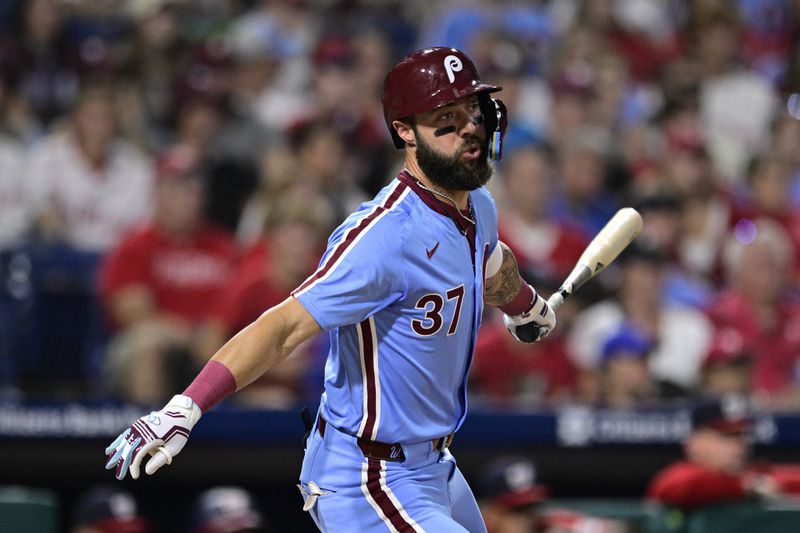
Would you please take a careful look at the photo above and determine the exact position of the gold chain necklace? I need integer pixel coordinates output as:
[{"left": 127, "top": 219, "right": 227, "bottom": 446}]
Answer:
[{"left": 409, "top": 174, "right": 476, "bottom": 227}]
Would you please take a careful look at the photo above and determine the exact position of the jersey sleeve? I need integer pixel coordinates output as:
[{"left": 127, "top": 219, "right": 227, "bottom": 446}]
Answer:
[{"left": 292, "top": 210, "right": 406, "bottom": 331}]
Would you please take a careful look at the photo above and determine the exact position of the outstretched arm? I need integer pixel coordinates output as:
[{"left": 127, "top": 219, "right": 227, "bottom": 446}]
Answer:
[
  {"left": 212, "top": 296, "right": 321, "bottom": 391},
  {"left": 483, "top": 241, "right": 556, "bottom": 342},
  {"left": 105, "top": 296, "right": 321, "bottom": 480}
]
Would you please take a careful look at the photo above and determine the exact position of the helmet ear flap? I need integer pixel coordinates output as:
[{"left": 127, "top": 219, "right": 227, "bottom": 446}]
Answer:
[{"left": 479, "top": 96, "right": 508, "bottom": 161}]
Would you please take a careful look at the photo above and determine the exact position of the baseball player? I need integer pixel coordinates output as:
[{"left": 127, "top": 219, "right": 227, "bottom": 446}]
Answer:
[{"left": 105, "top": 47, "right": 556, "bottom": 532}]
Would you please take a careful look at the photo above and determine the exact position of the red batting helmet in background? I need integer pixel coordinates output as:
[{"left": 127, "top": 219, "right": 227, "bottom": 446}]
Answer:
[{"left": 382, "top": 47, "right": 502, "bottom": 149}]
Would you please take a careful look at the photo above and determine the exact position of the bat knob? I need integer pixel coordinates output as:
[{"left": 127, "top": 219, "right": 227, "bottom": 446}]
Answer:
[{"left": 515, "top": 322, "right": 543, "bottom": 343}]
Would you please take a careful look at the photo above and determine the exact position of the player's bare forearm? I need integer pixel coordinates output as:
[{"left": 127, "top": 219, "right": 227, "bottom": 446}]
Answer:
[
  {"left": 484, "top": 242, "right": 522, "bottom": 307},
  {"left": 210, "top": 296, "right": 321, "bottom": 390}
]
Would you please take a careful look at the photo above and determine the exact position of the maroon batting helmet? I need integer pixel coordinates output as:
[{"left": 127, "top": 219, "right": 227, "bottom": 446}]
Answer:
[{"left": 382, "top": 47, "right": 502, "bottom": 149}]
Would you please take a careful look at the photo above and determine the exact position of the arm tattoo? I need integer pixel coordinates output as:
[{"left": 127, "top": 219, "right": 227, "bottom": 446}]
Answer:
[{"left": 484, "top": 242, "right": 522, "bottom": 307}]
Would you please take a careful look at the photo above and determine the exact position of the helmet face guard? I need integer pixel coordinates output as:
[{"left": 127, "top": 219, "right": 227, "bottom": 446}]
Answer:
[{"left": 382, "top": 47, "right": 508, "bottom": 160}]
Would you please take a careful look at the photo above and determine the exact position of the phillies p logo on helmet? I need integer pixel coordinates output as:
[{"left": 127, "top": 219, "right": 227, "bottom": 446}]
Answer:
[
  {"left": 382, "top": 47, "right": 502, "bottom": 149},
  {"left": 382, "top": 46, "right": 507, "bottom": 159},
  {"left": 444, "top": 55, "right": 463, "bottom": 83}
]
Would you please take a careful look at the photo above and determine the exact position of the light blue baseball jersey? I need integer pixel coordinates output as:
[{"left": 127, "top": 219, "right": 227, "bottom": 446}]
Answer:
[{"left": 293, "top": 171, "right": 498, "bottom": 444}]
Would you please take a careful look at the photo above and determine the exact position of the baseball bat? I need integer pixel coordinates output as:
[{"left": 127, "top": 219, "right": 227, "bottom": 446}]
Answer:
[
  {"left": 548, "top": 207, "right": 643, "bottom": 311},
  {"left": 520, "top": 208, "right": 642, "bottom": 342}
]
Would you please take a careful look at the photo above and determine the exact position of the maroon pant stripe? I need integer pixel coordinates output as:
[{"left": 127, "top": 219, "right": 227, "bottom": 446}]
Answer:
[{"left": 366, "top": 458, "right": 416, "bottom": 532}]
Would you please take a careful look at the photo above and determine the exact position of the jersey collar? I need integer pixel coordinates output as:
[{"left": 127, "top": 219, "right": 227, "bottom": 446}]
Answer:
[{"left": 398, "top": 170, "right": 474, "bottom": 234}]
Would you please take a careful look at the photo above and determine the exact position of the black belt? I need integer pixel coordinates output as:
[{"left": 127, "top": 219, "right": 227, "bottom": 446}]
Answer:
[{"left": 317, "top": 416, "right": 454, "bottom": 462}]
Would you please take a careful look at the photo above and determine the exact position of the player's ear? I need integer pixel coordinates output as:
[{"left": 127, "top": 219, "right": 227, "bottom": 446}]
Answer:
[{"left": 393, "top": 120, "right": 416, "bottom": 147}]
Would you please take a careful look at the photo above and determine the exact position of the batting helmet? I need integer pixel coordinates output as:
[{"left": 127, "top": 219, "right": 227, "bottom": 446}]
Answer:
[{"left": 382, "top": 47, "right": 502, "bottom": 150}]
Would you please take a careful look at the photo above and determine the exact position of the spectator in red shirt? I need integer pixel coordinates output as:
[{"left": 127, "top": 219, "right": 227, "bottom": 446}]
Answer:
[
  {"left": 707, "top": 218, "right": 800, "bottom": 409},
  {"left": 99, "top": 145, "right": 238, "bottom": 404},
  {"left": 197, "top": 197, "right": 327, "bottom": 408},
  {"left": 647, "top": 397, "right": 800, "bottom": 509},
  {"left": 732, "top": 153, "right": 800, "bottom": 282},
  {"left": 471, "top": 315, "right": 578, "bottom": 409}
]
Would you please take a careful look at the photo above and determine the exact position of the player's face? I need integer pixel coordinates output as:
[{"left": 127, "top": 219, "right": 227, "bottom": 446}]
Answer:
[
  {"left": 412, "top": 95, "right": 492, "bottom": 191},
  {"left": 709, "top": 431, "right": 750, "bottom": 474},
  {"left": 690, "top": 429, "right": 750, "bottom": 474}
]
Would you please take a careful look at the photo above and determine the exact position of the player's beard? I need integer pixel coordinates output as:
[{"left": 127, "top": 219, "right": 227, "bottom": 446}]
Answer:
[{"left": 414, "top": 130, "right": 492, "bottom": 191}]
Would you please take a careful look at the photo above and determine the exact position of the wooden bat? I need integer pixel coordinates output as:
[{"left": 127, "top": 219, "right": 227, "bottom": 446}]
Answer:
[
  {"left": 515, "top": 208, "right": 643, "bottom": 342},
  {"left": 548, "top": 207, "right": 643, "bottom": 312}
]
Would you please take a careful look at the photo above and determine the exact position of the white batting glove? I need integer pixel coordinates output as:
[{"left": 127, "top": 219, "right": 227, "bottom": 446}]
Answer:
[
  {"left": 503, "top": 288, "right": 556, "bottom": 343},
  {"left": 104, "top": 394, "right": 202, "bottom": 480}
]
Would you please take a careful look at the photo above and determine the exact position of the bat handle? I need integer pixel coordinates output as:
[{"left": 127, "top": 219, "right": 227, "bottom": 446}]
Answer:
[
  {"left": 547, "top": 290, "right": 566, "bottom": 312},
  {"left": 516, "top": 288, "right": 568, "bottom": 342}
]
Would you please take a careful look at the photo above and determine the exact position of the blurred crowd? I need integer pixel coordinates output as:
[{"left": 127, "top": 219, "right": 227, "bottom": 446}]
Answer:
[{"left": 1, "top": 0, "right": 800, "bottom": 413}]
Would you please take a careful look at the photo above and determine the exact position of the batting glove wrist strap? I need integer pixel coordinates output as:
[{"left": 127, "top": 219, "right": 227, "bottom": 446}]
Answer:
[
  {"left": 104, "top": 394, "right": 201, "bottom": 480},
  {"left": 503, "top": 286, "right": 556, "bottom": 343},
  {"left": 498, "top": 276, "right": 535, "bottom": 316}
]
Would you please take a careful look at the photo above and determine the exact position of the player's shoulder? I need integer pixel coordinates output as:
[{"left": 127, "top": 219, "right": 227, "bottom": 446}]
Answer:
[
  {"left": 470, "top": 185, "right": 499, "bottom": 231},
  {"left": 324, "top": 179, "right": 414, "bottom": 251},
  {"left": 470, "top": 184, "right": 496, "bottom": 206},
  {"left": 340, "top": 179, "right": 415, "bottom": 229}
]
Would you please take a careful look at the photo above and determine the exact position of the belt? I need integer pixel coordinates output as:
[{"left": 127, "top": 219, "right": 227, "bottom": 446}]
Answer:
[
  {"left": 433, "top": 433, "right": 455, "bottom": 450},
  {"left": 317, "top": 416, "right": 454, "bottom": 462}
]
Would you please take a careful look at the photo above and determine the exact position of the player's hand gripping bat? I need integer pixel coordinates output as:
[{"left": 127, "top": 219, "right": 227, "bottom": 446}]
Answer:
[{"left": 520, "top": 207, "right": 643, "bottom": 342}]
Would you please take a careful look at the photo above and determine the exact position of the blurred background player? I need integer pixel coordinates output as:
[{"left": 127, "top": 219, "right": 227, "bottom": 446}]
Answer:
[
  {"left": 189, "top": 486, "right": 268, "bottom": 533},
  {"left": 477, "top": 456, "right": 546, "bottom": 533},
  {"left": 70, "top": 485, "right": 150, "bottom": 533},
  {"left": 477, "top": 455, "right": 626, "bottom": 533},
  {"left": 647, "top": 397, "right": 800, "bottom": 509}
]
